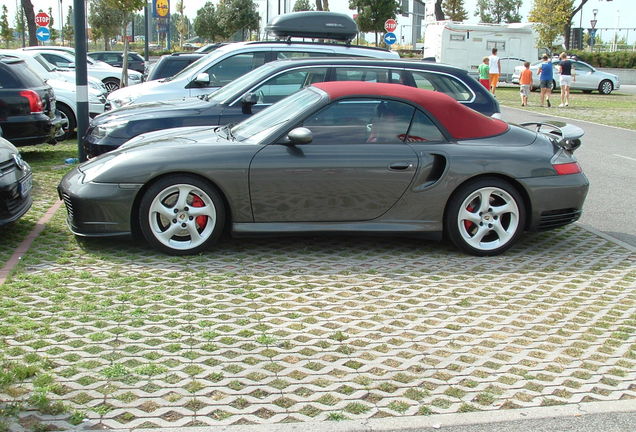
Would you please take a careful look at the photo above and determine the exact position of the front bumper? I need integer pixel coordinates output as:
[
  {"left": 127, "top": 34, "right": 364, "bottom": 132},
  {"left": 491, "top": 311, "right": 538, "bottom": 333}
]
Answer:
[
  {"left": 520, "top": 173, "right": 589, "bottom": 231},
  {"left": 58, "top": 167, "right": 142, "bottom": 236},
  {"left": 0, "top": 164, "right": 32, "bottom": 226},
  {"left": 82, "top": 129, "right": 127, "bottom": 159}
]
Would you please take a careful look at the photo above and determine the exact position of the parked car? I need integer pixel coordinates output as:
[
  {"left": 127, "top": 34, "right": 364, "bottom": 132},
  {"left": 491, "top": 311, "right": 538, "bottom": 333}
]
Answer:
[
  {"left": 0, "top": 57, "right": 63, "bottom": 146},
  {"left": 107, "top": 34, "right": 399, "bottom": 108},
  {"left": 0, "top": 136, "right": 32, "bottom": 225},
  {"left": 194, "top": 43, "right": 228, "bottom": 54},
  {"left": 30, "top": 49, "right": 143, "bottom": 93},
  {"left": 87, "top": 51, "right": 146, "bottom": 74},
  {"left": 146, "top": 53, "right": 205, "bottom": 81},
  {"left": 0, "top": 51, "right": 108, "bottom": 141},
  {"left": 60, "top": 81, "right": 589, "bottom": 256},
  {"left": 512, "top": 58, "right": 620, "bottom": 94},
  {"left": 86, "top": 57, "right": 500, "bottom": 157}
]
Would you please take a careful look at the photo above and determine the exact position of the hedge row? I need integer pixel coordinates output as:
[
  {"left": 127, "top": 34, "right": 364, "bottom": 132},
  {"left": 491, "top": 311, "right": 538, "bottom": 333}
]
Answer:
[{"left": 569, "top": 50, "right": 636, "bottom": 69}]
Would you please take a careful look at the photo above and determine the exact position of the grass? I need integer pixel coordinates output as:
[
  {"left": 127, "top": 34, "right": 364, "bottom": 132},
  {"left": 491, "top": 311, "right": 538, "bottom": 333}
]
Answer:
[{"left": 494, "top": 86, "right": 636, "bottom": 130}]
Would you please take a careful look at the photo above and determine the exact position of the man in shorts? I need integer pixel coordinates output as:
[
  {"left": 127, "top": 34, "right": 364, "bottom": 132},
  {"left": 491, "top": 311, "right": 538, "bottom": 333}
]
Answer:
[
  {"left": 487, "top": 48, "right": 501, "bottom": 96},
  {"left": 537, "top": 54, "right": 553, "bottom": 107},
  {"left": 557, "top": 52, "right": 575, "bottom": 107},
  {"left": 519, "top": 61, "right": 532, "bottom": 106}
]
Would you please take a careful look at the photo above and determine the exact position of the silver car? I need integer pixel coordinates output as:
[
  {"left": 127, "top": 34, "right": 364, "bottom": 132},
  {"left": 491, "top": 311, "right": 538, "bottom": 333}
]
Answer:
[{"left": 512, "top": 59, "right": 620, "bottom": 94}]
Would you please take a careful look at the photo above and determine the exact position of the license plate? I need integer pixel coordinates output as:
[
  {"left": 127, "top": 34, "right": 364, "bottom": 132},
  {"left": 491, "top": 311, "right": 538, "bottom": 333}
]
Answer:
[{"left": 19, "top": 175, "right": 32, "bottom": 197}]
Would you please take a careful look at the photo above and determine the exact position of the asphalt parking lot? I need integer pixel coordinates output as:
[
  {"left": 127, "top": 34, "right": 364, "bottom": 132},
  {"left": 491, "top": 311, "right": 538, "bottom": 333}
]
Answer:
[{"left": 1, "top": 198, "right": 634, "bottom": 430}]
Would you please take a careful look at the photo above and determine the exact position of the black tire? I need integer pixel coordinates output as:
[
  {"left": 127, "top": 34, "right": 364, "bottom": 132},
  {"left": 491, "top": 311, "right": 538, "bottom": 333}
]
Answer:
[
  {"left": 138, "top": 175, "right": 225, "bottom": 255},
  {"left": 102, "top": 78, "right": 121, "bottom": 93},
  {"left": 57, "top": 103, "right": 76, "bottom": 142},
  {"left": 445, "top": 177, "right": 526, "bottom": 256},
  {"left": 598, "top": 79, "right": 613, "bottom": 95}
]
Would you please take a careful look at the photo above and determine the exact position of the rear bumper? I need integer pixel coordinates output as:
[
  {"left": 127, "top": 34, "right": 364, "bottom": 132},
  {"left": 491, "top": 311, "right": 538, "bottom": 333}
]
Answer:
[
  {"left": 520, "top": 173, "right": 589, "bottom": 231},
  {"left": 1, "top": 113, "right": 61, "bottom": 146}
]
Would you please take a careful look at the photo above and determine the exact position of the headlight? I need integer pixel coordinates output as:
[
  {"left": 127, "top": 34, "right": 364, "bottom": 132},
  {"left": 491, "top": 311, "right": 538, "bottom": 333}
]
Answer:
[
  {"left": 109, "top": 97, "right": 135, "bottom": 109},
  {"left": 129, "top": 74, "right": 142, "bottom": 82},
  {"left": 89, "top": 80, "right": 106, "bottom": 91},
  {"left": 90, "top": 120, "right": 129, "bottom": 139}
]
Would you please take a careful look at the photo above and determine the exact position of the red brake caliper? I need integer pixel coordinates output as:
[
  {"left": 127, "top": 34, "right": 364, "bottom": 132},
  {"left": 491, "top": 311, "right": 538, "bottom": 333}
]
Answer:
[
  {"left": 464, "top": 204, "right": 475, "bottom": 231},
  {"left": 191, "top": 195, "right": 207, "bottom": 229}
]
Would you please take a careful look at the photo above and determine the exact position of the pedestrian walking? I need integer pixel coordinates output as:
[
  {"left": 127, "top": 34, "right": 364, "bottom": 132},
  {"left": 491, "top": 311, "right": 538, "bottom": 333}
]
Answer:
[
  {"left": 537, "top": 54, "right": 553, "bottom": 107},
  {"left": 487, "top": 48, "right": 501, "bottom": 96},
  {"left": 519, "top": 61, "right": 532, "bottom": 107},
  {"left": 557, "top": 52, "right": 575, "bottom": 107},
  {"left": 478, "top": 57, "right": 490, "bottom": 89}
]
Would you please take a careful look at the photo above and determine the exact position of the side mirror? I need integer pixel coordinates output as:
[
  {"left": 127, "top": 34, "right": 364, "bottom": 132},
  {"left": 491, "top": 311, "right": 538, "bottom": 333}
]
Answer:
[
  {"left": 286, "top": 127, "right": 312, "bottom": 145},
  {"left": 194, "top": 72, "right": 210, "bottom": 85},
  {"left": 241, "top": 92, "right": 258, "bottom": 114},
  {"left": 67, "top": 62, "right": 76, "bottom": 68}
]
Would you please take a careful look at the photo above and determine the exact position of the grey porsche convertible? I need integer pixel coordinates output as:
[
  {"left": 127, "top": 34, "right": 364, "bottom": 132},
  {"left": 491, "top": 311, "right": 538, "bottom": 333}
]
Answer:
[{"left": 58, "top": 82, "right": 589, "bottom": 256}]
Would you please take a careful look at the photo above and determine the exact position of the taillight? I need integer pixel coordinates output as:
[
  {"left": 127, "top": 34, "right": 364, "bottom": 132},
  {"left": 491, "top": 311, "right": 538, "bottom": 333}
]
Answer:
[
  {"left": 19, "top": 90, "right": 44, "bottom": 114},
  {"left": 553, "top": 162, "right": 582, "bottom": 175}
]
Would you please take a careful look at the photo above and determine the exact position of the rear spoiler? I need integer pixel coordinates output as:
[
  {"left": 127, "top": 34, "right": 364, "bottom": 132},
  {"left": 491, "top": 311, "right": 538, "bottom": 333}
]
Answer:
[{"left": 520, "top": 121, "right": 584, "bottom": 151}]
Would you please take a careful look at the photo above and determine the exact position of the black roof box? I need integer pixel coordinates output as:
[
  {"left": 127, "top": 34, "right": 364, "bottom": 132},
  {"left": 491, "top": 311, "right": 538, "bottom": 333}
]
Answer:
[{"left": 266, "top": 11, "right": 358, "bottom": 42}]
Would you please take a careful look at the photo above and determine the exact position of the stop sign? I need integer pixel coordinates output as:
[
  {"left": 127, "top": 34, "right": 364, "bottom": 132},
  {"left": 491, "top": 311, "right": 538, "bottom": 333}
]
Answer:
[
  {"left": 384, "top": 19, "right": 397, "bottom": 33},
  {"left": 35, "top": 12, "right": 50, "bottom": 27}
]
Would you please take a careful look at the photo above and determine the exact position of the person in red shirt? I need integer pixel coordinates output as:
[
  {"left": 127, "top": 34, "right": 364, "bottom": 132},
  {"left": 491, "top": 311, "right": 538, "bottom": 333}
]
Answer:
[{"left": 519, "top": 61, "right": 533, "bottom": 107}]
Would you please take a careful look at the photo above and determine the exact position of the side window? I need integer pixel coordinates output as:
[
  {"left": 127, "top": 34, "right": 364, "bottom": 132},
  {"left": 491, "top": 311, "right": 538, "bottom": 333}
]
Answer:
[
  {"left": 275, "top": 51, "right": 330, "bottom": 60},
  {"left": 334, "top": 67, "right": 390, "bottom": 83},
  {"left": 302, "top": 99, "right": 414, "bottom": 145},
  {"left": 253, "top": 68, "right": 328, "bottom": 104},
  {"left": 0, "top": 69, "right": 16, "bottom": 88},
  {"left": 574, "top": 62, "right": 591, "bottom": 73},
  {"left": 206, "top": 52, "right": 268, "bottom": 87},
  {"left": 410, "top": 71, "right": 473, "bottom": 102},
  {"left": 405, "top": 110, "right": 445, "bottom": 142}
]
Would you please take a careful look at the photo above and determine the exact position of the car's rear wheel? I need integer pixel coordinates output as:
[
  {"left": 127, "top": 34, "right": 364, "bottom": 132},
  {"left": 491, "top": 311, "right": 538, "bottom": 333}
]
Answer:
[
  {"left": 139, "top": 175, "right": 225, "bottom": 255},
  {"left": 57, "top": 103, "right": 76, "bottom": 142},
  {"left": 598, "top": 79, "right": 613, "bottom": 95},
  {"left": 446, "top": 178, "right": 525, "bottom": 256},
  {"left": 102, "top": 78, "right": 121, "bottom": 93}
]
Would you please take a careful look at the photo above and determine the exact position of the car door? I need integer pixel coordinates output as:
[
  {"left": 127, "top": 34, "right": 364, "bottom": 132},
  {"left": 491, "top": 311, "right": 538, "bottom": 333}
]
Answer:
[
  {"left": 572, "top": 62, "right": 595, "bottom": 90},
  {"left": 190, "top": 51, "right": 269, "bottom": 98},
  {"left": 249, "top": 98, "right": 419, "bottom": 222}
]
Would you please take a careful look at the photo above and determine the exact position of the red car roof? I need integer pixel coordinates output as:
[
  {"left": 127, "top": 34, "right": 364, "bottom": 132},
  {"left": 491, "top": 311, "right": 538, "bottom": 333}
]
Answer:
[{"left": 311, "top": 81, "right": 508, "bottom": 140}]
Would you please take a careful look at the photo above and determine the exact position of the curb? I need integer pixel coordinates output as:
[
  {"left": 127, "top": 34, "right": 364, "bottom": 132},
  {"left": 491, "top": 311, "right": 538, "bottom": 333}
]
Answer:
[
  {"left": 576, "top": 221, "right": 636, "bottom": 252},
  {"left": 117, "top": 400, "right": 636, "bottom": 432}
]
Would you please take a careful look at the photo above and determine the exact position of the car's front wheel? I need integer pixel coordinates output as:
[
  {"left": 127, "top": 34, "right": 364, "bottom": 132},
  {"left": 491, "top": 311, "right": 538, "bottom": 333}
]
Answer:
[
  {"left": 57, "top": 103, "right": 76, "bottom": 142},
  {"left": 102, "top": 78, "right": 121, "bottom": 93},
  {"left": 446, "top": 178, "right": 526, "bottom": 256},
  {"left": 139, "top": 175, "right": 225, "bottom": 254},
  {"left": 598, "top": 79, "right": 613, "bottom": 95}
]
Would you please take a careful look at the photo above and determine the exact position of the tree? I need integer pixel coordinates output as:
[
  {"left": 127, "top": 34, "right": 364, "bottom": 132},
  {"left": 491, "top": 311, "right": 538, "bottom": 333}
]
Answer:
[
  {"left": 89, "top": 1, "right": 125, "bottom": 50},
  {"left": 47, "top": 7, "right": 59, "bottom": 42},
  {"left": 293, "top": 0, "right": 314, "bottom": 12},
  {"left": 529, "top": 0, "right": 572, "bottom": 50},
  {"left": 215, "top": 0, "right": 260, "bottom": 41},
  {"left": 443, "top": 0, "right": 467, "bottom": 21},
  {"left": 349, "top": 0, "right": 400, "bottom": 45},
  {"left": 14, "top": 5, "right": 26, "bottom": 47},
  {"left": 0, "top": 5, "right": 12, "bottom": 48},
  {"left": 315, "top": 1, "right": 329, "bottom": 11},
  {"left": 194, "top": 2, "right": 221, "bottom": 41},
  {"left": 434, "top": 0, "right": 444, "bottom": 20},
  {"left": 563, "top": 0, "right": 590, "bottom": 50},
  {"left": 62, "top": 5, "right": 74, "bottom": 44},
  {"left": 475, "top": 0, "right": 522, "bottom": 24},
  {"left": 175, "top": 0, "right": 188, "bottom": 47},
  {"left": 104, "top": 0, "right": 145, "bottom": 87},
  {"left": 21, "top": 0, "right": 37, "bottom": 46}
]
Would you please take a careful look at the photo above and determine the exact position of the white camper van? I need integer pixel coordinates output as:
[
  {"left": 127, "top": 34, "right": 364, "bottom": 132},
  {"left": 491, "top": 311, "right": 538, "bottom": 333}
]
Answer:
[{"left": 423, "top": 21, "right": 539, "bottom": 82}]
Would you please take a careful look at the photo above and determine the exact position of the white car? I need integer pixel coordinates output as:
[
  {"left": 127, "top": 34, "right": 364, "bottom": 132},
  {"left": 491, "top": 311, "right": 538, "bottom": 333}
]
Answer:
[
  {"left": 25, "top": 48, "right": 143, "bottom": 93},
  {"left": 0, "top": 50, "right": 108, "bottom": 140}
]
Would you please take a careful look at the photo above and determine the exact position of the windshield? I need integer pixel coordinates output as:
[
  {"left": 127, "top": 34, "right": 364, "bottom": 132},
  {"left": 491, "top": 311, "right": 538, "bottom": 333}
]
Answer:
[
  {"left": 164, "top": 44, "right": 238, "bottom": 81},
  {"left": 32, "top": 54, "right": 56, "bottom": 72},
  {"left": 231, "top": 87, "right": 323, "bottom": 142},
  {"left": 207, "top": 62, "right": 280, "bottom": 104}
]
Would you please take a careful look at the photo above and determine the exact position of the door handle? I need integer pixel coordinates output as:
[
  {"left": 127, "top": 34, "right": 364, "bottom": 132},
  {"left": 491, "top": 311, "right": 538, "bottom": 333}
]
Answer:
[{"left": 389, "top": 162, "right": 414, "bottom": 171}]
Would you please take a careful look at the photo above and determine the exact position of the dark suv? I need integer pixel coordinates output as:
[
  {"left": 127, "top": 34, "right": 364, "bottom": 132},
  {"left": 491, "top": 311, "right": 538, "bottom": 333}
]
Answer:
[
  {"left": 146, "top": 53, "right": 205, "bottom": 81},
  {"left": 0, "top": 57, "right": 62, "bottom": 146},
  {"left": 85, "top": 57, "right": 500, "bottom": 158},
  {"left": 87, "top": 51, "right": 146, "bottom": 74}
]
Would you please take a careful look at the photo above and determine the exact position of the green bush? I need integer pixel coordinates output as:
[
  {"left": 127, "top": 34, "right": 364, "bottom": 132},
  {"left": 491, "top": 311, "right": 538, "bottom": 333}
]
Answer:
[{"left": 569, "top": 50, "right": 636, "bottom": 69}]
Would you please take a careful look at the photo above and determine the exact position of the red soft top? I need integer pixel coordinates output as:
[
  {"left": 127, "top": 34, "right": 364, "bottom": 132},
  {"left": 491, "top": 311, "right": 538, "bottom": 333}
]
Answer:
[{"left": 311, "top": 81, "right": 508, "bottom": 140}]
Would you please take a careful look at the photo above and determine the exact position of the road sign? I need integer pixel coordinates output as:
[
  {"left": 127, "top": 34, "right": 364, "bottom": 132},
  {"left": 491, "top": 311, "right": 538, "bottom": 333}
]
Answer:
[
  {"left": 384, "top": 32, "right": 397, "bottom": 45},
  {"left": 384, "top": 19, "right": 397, "bottom": 33},
  {"left": 36, "top": 27, "right": 50, "bottom": 42},
  {"left": 35, "top": 12, "right": 50, "bottom": 27},
  {"left": 590, "top": 19, "right": 597, "bottom": 29}
]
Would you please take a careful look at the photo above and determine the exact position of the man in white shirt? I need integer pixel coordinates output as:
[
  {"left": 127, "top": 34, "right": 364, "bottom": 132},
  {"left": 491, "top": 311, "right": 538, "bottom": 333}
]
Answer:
[{"left": 487, "top": 48, "right": 501, "bottom": 96}]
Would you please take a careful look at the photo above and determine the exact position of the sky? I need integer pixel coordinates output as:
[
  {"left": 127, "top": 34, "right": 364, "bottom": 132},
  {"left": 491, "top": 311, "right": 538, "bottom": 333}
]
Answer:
[{"left": 6, "top": 0, "right": 635, "bottom": 41}]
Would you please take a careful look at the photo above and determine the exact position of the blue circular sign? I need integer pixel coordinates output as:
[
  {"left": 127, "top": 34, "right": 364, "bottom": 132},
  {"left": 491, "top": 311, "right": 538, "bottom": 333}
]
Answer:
[
  {"left": 384, "top": 32, "right": 397, "bottom": 45},
  {"left": 36, "top": 26, "right": 50, "bottom": 42}
]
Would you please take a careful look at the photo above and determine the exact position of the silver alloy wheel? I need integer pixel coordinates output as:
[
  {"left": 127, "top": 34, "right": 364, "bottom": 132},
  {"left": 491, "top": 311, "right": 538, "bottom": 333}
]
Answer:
[
  {"left": 456, "top": 186, "right": 520, "bottom": 252},
  {"left": 599, "top": 80, "right": 613, "bottom": 95},
  {"left": 103, "top": 78, "right": 120, "bottom": 93},
  {"left": 148, "top": 183, "right": 217, "bottom": 251}
]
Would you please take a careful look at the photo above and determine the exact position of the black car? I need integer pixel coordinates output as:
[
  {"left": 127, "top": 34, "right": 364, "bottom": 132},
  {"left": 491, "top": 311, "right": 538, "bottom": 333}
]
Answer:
[
  {"left": 84, "top": 57, "right": 500, "bottom": 158},
  {"left": 0, "top": 136, "right": 32, "bottom": 225},
  {"left": 87, "top": 51, "right": 146, "bottom": 74},
  {"left": 0, "top": 57, "right": 62, "bottom": 146},
  {"left": 194, "top": 43, "right": 228, "bottom": 54},
  {"left": 146, "top": 53, "right": 205, "bottom": 81}
]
